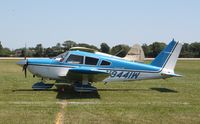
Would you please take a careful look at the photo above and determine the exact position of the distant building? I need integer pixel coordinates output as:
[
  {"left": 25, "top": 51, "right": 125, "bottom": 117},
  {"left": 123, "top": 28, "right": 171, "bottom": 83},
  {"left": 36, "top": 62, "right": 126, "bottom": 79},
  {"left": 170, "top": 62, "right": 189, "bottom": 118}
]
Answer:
[{"left": 15, "top": 50, "right": 22, "bottom": 57}]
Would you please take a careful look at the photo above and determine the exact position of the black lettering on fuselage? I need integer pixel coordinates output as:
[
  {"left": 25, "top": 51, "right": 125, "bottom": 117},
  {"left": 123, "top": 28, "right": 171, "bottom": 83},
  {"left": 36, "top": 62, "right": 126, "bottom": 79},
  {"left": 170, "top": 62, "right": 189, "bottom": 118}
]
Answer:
[{"left": 106, "top": 70, "right": 140, "bottom": 79}]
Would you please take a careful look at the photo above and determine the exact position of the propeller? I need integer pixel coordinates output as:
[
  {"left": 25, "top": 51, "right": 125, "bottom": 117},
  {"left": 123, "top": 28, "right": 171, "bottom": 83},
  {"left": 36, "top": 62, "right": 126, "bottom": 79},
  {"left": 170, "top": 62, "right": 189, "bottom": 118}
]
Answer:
[
  {"left": 22, "top": 60, "right": 28, "bottom": 78},
  {"left": 22, "top": 43, "right": 28, "bottom": 78}
]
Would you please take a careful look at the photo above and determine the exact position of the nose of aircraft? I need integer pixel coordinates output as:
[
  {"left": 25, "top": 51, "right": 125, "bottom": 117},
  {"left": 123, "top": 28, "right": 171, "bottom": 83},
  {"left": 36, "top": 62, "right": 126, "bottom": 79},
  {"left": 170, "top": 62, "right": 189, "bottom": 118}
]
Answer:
[{"left": 16, "top": 59, "right": 28, "bottom": 78}]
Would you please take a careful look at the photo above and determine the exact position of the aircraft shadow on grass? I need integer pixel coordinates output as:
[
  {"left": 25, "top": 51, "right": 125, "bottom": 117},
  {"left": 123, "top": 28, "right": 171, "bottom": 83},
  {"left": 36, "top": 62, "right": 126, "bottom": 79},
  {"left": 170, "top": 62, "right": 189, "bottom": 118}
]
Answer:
[
  {"left": 56, "top": 86, "right": 100, "bottom": 99},
  {"left": 12, "top": 87, "right": 177, "bottom": 100},
  {"left": 98, "top": 87, "right": 178, "bottom": 93},
  {"left": 12, "top": 87, "right": 101, "bottom": 100},
  {"left": 12, "top": 89, "right": 57, "bottom": 92},
  {"left": 97, "top": 88, "right": 151, "bottom": 92},
  {"left": 150, "top": 87, "right": 178, "bottom": 93}
]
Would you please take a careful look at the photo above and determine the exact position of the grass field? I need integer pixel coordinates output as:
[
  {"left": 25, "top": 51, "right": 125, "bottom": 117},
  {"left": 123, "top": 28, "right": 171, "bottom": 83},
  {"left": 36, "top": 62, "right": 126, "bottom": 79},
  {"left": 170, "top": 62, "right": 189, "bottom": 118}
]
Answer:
[{"left": 0, "top": 60, "right": 200, "bottom": 124}]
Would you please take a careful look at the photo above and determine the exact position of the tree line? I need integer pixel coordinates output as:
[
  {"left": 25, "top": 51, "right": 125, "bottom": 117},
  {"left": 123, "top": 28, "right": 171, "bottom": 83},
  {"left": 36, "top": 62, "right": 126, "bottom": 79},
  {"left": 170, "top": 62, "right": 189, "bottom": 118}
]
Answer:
[
  {"left": 0, "top": 41, "right": 13, "bottom": 57},
  {"left": 0, "top": 40, "right": 200, "bottom": 58},
  {"left": 142, "top": 42, "right": 200, "bottom": 58}
]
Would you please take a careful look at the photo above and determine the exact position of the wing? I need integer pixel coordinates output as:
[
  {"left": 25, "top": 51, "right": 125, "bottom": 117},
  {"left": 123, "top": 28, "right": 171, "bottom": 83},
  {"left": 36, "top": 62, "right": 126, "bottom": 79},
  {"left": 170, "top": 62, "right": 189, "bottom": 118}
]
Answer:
[{"left": 66, "top": 67, "right": 110, "bottom": 82}]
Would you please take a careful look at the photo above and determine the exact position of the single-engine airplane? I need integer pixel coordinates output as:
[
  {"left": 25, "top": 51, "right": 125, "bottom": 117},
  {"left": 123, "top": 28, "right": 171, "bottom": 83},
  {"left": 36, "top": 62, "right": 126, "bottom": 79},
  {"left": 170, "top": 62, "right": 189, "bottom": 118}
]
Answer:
[{"left": 17, "top": 39, "right": 182, "bottom": 92}]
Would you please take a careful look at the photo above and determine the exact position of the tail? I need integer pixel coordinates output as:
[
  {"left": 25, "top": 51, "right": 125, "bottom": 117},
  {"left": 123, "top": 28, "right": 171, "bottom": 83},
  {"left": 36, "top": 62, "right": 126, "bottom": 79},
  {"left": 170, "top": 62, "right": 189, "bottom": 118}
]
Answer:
[{"left": 151, "top": 39, "right": 182, "bottom": 76}]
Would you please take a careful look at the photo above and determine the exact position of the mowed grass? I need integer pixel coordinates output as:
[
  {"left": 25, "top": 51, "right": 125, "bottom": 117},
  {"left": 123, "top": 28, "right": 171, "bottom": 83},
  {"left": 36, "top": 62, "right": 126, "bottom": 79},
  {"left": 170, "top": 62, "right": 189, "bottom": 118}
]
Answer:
[{"left": 0, "top": 60, "right": 200, "bottom": 124}]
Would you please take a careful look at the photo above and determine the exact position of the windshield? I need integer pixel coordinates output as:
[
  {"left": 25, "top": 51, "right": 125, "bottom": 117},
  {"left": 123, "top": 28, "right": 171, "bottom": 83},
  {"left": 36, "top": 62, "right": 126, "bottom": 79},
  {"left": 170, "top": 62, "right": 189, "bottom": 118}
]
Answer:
[
  {"left": 54, "top": 52, "right": 68, "bottom": 58},
  {"left": 53, "top": 52, "right": 69, "bottom": 62}
]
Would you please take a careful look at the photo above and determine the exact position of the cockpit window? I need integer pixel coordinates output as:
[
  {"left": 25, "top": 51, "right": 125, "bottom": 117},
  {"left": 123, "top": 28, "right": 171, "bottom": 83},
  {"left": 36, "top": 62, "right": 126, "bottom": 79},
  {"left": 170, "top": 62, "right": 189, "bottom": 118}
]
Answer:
[
  {"left": 85, "top": 57, "right": 99, "bottom": 65},
  {"left": 66, "top": 54, "right": 83, "bottom": 64},
  {"left": 100, "top": 60, "right": 111, "bottom": 66}
]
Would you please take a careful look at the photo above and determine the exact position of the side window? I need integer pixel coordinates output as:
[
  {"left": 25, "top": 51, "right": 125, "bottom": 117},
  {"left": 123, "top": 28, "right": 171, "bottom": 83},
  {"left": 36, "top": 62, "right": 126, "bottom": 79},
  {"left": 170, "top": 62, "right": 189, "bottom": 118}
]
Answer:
[
  {"left": 100, "top": 60, "right": 111, "bottom": 66},
  {"left": 85, "top": 57, "right": 99, "bottom": 65},
  {"left": 66, "top": 54, "right": 83, "bottom": 64}
]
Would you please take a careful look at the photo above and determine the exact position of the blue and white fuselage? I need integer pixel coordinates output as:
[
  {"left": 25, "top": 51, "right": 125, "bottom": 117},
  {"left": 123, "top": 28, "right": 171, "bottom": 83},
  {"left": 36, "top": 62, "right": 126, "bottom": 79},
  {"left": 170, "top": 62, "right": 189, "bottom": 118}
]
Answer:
[
  {"left": 17, "top": 40, "right": 182, "bottom": 90},
  {"left": 26, "top": 52, "right": 161, "bottom": 82}
]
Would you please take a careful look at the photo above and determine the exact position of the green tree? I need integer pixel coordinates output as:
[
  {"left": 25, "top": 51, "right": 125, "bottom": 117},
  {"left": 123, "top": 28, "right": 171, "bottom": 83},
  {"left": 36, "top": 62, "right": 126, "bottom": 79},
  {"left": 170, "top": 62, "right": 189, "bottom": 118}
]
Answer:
[
  {"left": 180, "top": 43, "right": 192, "bottom": 58},
  {"left": 0, "top": 41, "right": 3, "bottom": 51},
  {"left": 0, "top": 42, "right": 12, "bottom": 57},
  {"left": 52, "top": 43, "right": 63, "bottom": 56},
  {"left": 111, "top": 44, "right": 130, "bottom": 57},
  {"left": 100, "top": 42, "right": 110, "bottom": 53},
  {"left": 142, "top": 43, "right": 150, "bottom": 57},
  {"left": 45, "top": 47, "right": 55, "bottom": 57},
  {"left": 62, "top": 40, "right": 77, "bottom": 51},
  {"left": 0, "top": 41, "right": 3, "bottom": 56},
  {"left": 0, "top": 48, "right": 12, "bottom": 57},
  {"left": 55, "top": 43, "right": 63, "bottom": 53},
  {"left": 149, "top": 42, "right": 166, "bottom": 57},
  {"left": 34, "top": 44, "right": 43, "bottom": 57},
  {"left": 189, "top": 42, "right": 200, "bottom": 57},
  {"left": 77, "top": 43, "right": 99, "bottom": 51}
]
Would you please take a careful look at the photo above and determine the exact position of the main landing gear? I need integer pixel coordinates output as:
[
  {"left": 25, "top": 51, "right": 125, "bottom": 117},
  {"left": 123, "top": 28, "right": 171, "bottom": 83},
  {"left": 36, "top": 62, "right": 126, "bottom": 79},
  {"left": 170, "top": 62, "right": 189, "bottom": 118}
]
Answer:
[
  {"left": 55, "top": 82, "right": 97, "bottom": 93},
  {"left": 32, "top": 77, "right": 97, "bottom": 92},
  {"left": 73, "top": 82, "right": 97, "bottom": 92},
  {"left": 73, "top": 76, "right": 97, "bottom": 92}
]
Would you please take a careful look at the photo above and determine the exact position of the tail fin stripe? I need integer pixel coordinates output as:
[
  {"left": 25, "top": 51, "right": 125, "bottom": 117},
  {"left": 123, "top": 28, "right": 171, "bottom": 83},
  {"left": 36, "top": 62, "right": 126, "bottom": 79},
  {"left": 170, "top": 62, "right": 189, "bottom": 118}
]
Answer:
[
  {"left": 160, "top": 41, "right": 178, "bottom": 69},
  {"left": 151, "top": 39, "right": 182, "bottom": 72}
]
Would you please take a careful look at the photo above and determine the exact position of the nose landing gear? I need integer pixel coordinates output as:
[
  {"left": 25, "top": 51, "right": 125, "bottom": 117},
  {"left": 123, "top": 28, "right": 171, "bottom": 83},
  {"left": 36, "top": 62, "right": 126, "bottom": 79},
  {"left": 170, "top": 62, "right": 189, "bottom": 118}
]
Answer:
[
  {"left": 32, "top": 82, "right": 54, "bottom": 90},
  {"left": 32, "top": 78, "right": 54, "bottom": 90}
]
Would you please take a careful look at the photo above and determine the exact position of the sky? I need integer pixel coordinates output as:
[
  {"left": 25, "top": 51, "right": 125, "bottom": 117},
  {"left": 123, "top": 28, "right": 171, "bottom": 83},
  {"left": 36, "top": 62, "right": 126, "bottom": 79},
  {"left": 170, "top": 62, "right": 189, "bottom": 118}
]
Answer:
[{"left": 0, "top": 0, "right": 200, "bottom": 49}]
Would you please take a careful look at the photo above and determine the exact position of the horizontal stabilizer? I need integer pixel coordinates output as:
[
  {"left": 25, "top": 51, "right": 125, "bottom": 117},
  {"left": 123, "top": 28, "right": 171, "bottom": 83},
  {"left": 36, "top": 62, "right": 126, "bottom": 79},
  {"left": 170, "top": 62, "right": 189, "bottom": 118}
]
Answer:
[
  {"left": 161, "top": 72, "right": 182, "bottom": 78},
  {"left": 161, "top": 73, "right": 182, "bottom": 77}
]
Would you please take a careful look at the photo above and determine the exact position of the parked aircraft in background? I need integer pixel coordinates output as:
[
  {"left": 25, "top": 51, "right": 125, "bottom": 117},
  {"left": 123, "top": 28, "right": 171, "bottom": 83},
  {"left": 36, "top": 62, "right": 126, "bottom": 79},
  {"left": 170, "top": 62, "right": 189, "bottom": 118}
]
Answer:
[
  {"left": 124, "top": 44, "right": 145, "bottom": 62},
  {"left": 17, "top": 39, "right": 182, "bottom": 92}
]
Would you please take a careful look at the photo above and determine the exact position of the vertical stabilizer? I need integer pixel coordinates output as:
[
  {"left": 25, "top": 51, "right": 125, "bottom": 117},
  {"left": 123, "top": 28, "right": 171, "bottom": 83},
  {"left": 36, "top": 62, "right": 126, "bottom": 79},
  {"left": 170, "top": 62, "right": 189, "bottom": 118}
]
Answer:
[{"left": 151, "top": 39, "right": 182, "bottom": 71}]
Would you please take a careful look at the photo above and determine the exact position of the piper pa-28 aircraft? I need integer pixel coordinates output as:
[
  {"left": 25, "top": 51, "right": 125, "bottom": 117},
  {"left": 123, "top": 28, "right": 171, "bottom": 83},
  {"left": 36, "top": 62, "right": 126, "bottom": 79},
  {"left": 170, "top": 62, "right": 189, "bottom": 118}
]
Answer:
[{"left": 17, "top": 39, "right": 182, "bottom": 92}]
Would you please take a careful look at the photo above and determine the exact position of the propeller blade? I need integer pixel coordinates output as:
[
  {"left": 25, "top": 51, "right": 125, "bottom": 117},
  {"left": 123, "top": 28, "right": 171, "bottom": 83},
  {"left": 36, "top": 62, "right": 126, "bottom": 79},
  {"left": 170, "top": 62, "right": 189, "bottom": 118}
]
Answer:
[
  {"left": 22, "top": 60, "right": 28, "bottom": 78},
  {"left": 24, "top": 67, "right": 27, "bottom": 78}
]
